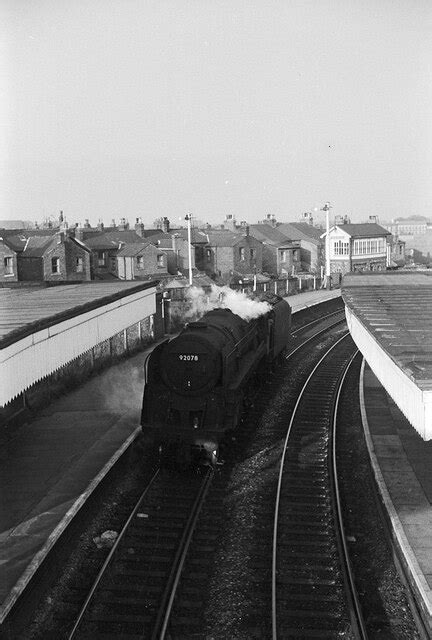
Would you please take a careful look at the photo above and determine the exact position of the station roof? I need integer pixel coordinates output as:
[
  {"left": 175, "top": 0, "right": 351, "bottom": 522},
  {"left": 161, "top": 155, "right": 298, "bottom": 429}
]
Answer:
[
  {"left": 342, "top": 271, "right": 432, "bottom": 390},
  {"left": 0, "top": 281, "right": 157, "bottom": 347}
]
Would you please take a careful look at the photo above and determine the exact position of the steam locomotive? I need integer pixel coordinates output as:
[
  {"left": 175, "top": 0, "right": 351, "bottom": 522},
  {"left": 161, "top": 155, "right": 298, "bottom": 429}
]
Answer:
[{"left": 141, "top": 293, "right": 291, "bottom": 466}]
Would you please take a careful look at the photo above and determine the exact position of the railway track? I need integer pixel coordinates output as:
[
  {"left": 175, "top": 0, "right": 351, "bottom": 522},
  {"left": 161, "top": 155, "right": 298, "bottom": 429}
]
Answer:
[
  {"left": 11, "top": 300, "right": 421, "bottom": 639},
  {"left": 272, "top": 333, "right": 365, "bottom": 638},
  {"left": 68, "top": 468, "right": 213, "bottom": 639}
]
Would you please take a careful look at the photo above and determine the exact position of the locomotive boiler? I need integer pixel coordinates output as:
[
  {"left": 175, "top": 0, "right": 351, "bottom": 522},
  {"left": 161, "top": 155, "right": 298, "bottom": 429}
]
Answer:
[{"left": 141, "top": 293, "right": 291, "bottom": 466}]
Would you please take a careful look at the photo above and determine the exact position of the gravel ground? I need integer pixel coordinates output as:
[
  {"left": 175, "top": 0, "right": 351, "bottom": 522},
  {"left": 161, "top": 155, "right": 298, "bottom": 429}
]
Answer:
[{"left": 201, "top": 345, "right": 422, "bottom": 638}]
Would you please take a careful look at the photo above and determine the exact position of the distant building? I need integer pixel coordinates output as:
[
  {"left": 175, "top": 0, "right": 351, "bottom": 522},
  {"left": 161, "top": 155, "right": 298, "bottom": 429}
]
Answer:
[
  {"left": 322, "top": 222, "right": 392, "bottom": 281},
  {"left": 5, "top": 231, "right": 92, "bottom": 282},
  {"left": 0, "top": 220, "right": 34, "bottom": 230},
  {"left": 199, "top": 228, "right": 263, "bottom": 283},
  {"left": 116, "top": 242, "right": 169, "bottom": 280},
  {"left": 385, "top": 216, "right": 430, "bottom": 236},
  {"left": 248, "top": 224, "right": 300, "bottom": 277},
  {"left": 153, "top": 230, "right": 201, "bottom": 276},
  {"left": 82, "top": 229, "right": 148, "bottom": 279},
  {"left": 277, "top": 222, "right": 324, "bottom": 273}
]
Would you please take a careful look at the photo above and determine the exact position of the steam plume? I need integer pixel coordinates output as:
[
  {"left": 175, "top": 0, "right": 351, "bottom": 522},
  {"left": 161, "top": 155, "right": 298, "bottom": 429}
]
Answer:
[{"left": 184, "top": 285, "right": 271, "bottom": 321}]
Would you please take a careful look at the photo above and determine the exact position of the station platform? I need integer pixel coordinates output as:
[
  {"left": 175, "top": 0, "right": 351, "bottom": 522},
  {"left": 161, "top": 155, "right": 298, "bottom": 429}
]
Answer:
[
  {"left": 361, "top": 363, "right": 432, "bottom": 630},
  {"left": 283, "top": 286, "right": 341, "bottom": 312},
  {"left": 0, "top": 288, "right": 342, "bottom": 624},
  {"left": 0, "top": 350, "right": 148, "bottom": 623}
]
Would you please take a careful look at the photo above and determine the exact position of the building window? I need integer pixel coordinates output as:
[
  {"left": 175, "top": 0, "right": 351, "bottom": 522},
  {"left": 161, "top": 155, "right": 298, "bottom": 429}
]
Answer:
[
  {"left": 4, "top": 256, "right": 13, "bottom": 275},
  {"left": 97, "top": 251, "right": 106, "bottom": 267},
  {"left": 279, "top": 250, "right": 287, "bottom": 263},
  {"left": 333, "top": 240, "right": 350, "bottom": 256},
  {"left": 250, "top": 248, "right": 256, "bottom": 260},
  {"left": 239, "top": 247, "right": 245, "bottom": 260},
  {"left": 353, "top": 238, "right": 385, "bottom": 256},
  {"left": 137, "top": 255, "right": 144, "bottom": 268},
  {"left": 206, "top": 249, "right": 212, "bottom": 262},
  {"left": 51, "top": 257, "right": 60, "bottom": 274},
  {"left": 157, "top": 254, "right": 164, "bottom": 267},
  {"left": 76, "top": 257, "right": 83, "bottom": 272}
]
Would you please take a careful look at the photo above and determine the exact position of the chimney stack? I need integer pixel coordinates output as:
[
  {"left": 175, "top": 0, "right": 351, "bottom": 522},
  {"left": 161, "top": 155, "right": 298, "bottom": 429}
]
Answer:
[
  {"left": 162, "top": 217, "right": 170, "bottom": 233},
  {"left": 135, "top": 217, "right": 145, "bottom": 237}
]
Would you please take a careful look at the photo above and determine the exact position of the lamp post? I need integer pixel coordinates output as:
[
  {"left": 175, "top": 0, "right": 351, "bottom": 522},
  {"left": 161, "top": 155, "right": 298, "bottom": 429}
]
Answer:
[
  {"left": 321, "top": 202, "right": 332, "bottom": 290},
  {"left": 185, "top": 214, "right": 193, "bottom": 286}
]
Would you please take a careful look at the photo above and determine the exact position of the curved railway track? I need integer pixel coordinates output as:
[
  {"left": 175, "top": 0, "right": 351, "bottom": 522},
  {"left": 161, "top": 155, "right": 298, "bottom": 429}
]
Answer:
[
  {"left": 272, "top": 333, "right": 366, "bottom": 639},
  {"left": 68, "top": 468, "right": 213, "bottom": 639},
  {"left": 11, "top": 300, "right": 422, "bottom": 639}
]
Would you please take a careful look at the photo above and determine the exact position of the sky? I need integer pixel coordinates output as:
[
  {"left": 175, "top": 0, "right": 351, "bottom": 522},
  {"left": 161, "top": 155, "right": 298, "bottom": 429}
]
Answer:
[{"left": 1, "top": 0, "right": 432, "bottom": 229}]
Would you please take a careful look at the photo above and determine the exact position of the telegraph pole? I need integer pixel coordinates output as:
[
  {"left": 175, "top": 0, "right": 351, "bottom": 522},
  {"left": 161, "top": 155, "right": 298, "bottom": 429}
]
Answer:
[
  {"left": 321, "top": 202, "right": 332, "bottom": 290},
  {"left": 185, "top": 214, "right": 193, "bottom": 286}
]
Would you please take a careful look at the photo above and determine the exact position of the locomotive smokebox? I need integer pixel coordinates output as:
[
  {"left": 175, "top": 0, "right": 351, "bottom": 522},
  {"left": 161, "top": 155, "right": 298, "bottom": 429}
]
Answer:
[{"left": 160, "top": 332, "right": 222, "bottom": 396}]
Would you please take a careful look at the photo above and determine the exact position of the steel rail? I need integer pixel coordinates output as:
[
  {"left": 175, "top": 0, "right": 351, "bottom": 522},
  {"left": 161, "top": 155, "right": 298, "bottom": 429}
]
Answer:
[
  {"left": 331, "top": 350, "right": 368, "bottom": 639},
  {"left": 151, "top": 467, "right": 214, "bottom": 640},
  {"left": 286, "top": 312, "right": 346, "bottom": 360},
  {"left": 67, "top": 469, "right": 160, "bottom": 639},
  {"left": 291, "top": 308, "right": 345, "bottom": 338},
  {"left": 271, "top": 331, "right": 358, "bottom": 640}
]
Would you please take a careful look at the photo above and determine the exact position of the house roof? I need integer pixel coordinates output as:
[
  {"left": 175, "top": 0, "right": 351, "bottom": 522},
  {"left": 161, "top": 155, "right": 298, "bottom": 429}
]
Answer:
[
  {"left": 173, "top": 228, "right": 209, "bottom": 244},
  {"left": 2, "top": 233, "right": 50, "bottom": 252},
  {"left": 277, "top": 222, "right": 323, "bottom": 243},
  {"left": 206, "top": 230, "right": 251, "bottom": 247},
  {"left": 21, "top": 236, "right": 55, "bottom": 257},
  {"left": 146, "top": 231, "right": 176, "bottom": 247},
  {"left": 84, "top": 230, "right": 146, "bottom": 250},
  {"left": 336, "top": 223, "right": 392, "bottom": 238},
  {"left": 116, "top": 242, "right": 154, "bottom": 257},
  {"left": 248, "top": 224, "right": 294, "bottom": 246},
  {"left": 1, "top": 237, "right": 19, "bottom": 253}
]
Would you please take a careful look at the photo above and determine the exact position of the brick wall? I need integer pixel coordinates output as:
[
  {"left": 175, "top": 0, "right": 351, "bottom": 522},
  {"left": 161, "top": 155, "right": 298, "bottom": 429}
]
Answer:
[
  {"left": 135, "top": 245, "right": 168, "bottom": 276},
  {"left": 18, "top": 256, "right": 44, "bottom": 281},
  {"left": 43, "top": 238, "right": 91, "bottom": 282},
  {"left": 64, "top": 240, "right": 91, "bottom": 281},
  {"left": 0, "top": 242, "right": 18, "bottom": 282}
]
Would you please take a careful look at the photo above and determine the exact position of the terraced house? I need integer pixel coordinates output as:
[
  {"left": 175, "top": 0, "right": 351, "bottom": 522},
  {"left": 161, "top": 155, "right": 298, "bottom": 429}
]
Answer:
[{"left": 2, "top": 230, "right": 91, "bottom": 282}]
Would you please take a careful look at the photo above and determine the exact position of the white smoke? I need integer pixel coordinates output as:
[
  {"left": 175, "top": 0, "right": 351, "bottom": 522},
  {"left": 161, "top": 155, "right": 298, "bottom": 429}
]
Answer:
[{"left": 184, "top": 285, "right": 271, "bottom": 321}]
